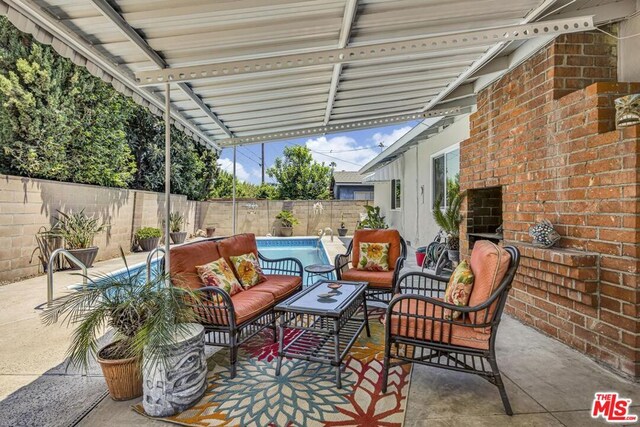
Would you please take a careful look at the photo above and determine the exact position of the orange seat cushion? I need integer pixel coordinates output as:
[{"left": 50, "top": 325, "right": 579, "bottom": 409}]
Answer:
[
  {"left": 341, "top": 268, "right": 394, "bottom": 289},
  {"left": 230, "top": 290, "right": 275, "bottom": 325},
  {"left": 352, "top": 229, "right": 402, "bottom": 270},
  {"left": 388, "top": 297, "right": 490, "bottom": 350},
  {"left": 170, "top": 239, "right": 221, "bottom": 290},
  {"left": 251, "top": 274, "right": 302, "bottom": 300},
  {"left": 218, "top": 234, "right": 259, "bottom": 272}
]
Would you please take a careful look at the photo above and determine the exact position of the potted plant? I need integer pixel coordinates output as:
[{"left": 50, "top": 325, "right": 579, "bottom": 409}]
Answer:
[
  {"left": 135, "top": 227, "right": 162, "bottom": 251},
  {"left": 338, "top": 213, "right": 348, "bottom": 237},
  {"left": 168, "top": 212, "right": 187, "bottom": 244},
  {"left": 46, "top": 210, "right": 107, "bottom": 269},
  {"left": 206, "top": 226, "right": 216, "bottom": 237},
  {"left": 432, "top": 189, "right": 465, "bottom": 263},
  {"left": 275, "top": 210, "right": 299, "bottom": 237},
  {"left": 356, "top": 205, "right": 388, "bottom": 230},
  {"left": 41, "top": 253, "right": 207, "bottom": 413},
  {"left": 30, "top": 225, "right": 63, "bottom": 271}
]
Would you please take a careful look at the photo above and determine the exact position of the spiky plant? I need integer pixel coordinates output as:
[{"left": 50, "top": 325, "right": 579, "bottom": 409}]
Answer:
[
  {"left": 168, "top": 212, "right": 185, "bottom": 233},
  {"left": 432, "top": 190, "right": 465, "bottom": 251},
  {"left": 41, "top": 249, "right": 201, "bottom": 372},
  {"left": 46, "top": 209, "right": 108, "bottom": 249}
]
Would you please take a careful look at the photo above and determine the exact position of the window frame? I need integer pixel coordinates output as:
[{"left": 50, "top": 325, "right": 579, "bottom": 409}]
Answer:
[
  {"left": 430, "top": 143, "right": 460, "bottom": 210},
  {"left": 391, "top": 179, "right": 402, "bottom": 210}
]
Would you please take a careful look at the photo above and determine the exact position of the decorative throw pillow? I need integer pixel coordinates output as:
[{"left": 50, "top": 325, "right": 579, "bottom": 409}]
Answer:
[
  {"left": 196, "top": 258, "right": 243, "bottom": 297},
  {"left": 357, "top": 242, "right": 390, "bottom": 271},
  {"left": 230, "top": 252, "right": 266, "bottom": 289},
  {"left": 444, "top": 260, "right": 475, "bottom": 320}
]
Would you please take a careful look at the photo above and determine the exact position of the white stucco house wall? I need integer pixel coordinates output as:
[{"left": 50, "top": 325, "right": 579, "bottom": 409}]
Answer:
[{"left": 360, "top": 114, "right": 470, "bottom": 248}]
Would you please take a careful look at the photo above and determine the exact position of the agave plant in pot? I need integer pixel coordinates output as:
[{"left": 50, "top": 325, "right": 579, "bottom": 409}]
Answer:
[
  {"left": 168, "top": 212, "right": 187, "bottom": 244},
  {"left": 46, "top": 210, "right": 108, "bottom": 269},
  {"left": 275, "top": 210, "right": 299, "bottom": 237},
  {"left": 41, "top": 254, "right": 208, "bottom": 416},
  {"left": 432, "top": 188, "right": 465, "bottom": 263}
]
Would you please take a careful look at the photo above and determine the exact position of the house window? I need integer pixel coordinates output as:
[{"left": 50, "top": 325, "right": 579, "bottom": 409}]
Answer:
[
  {"left": 391, "top": 179, "right": 401, "bottom": 210},
  {"left": 432, "top": 147, "right": 460, "bottom": 208},
  {"left": 354, "top": 191, "right": 373, "bottom": 200}
]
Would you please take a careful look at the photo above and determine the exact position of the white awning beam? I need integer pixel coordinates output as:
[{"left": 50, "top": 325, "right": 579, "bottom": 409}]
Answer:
[
  {"left": 216, "top": 106, "right": 467, "bottom": 146},
  {"left": 135, "top": 16, "right": 595, "bottom": 86}
]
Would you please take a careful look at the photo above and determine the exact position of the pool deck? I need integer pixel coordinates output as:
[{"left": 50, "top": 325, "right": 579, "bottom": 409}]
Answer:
[{"left": 1, "top": 237, "right": 638, "bottom": 426}]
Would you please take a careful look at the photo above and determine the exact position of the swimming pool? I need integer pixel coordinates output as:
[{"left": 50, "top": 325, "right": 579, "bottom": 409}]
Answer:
[{"left": 73, "top": 237, "right": 331, "bottom": 289}]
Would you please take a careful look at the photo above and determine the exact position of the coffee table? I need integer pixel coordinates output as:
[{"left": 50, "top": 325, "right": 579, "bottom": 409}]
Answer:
[{"left": 274, "top": 279, "right": 369, "bottom": 388}]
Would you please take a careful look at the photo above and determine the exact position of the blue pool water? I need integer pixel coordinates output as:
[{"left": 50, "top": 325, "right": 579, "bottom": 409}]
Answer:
[{"left": 76, "top": 237, "right": 331, "bottom": 289}]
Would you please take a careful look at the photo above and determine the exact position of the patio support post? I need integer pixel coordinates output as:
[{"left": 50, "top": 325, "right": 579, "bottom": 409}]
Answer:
[
  {"left": 164, "top": 82, "right": 171, "bottom": 282},
  {"left": 232, "top": 145, "right": 237, "bottom": 235}
]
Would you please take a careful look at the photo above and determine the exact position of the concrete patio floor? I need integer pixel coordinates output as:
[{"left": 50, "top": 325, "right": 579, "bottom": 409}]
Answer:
[{"left": 0, "top": 240, "right": 638, "bottom": 426}]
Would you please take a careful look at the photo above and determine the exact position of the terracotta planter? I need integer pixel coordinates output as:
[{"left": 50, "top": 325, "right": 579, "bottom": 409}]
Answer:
[
  {"left": 138, "top": 237, "right": 160, "bottom": 252},
  {"left": 97, "top": 341, "right": 143, "bottom": 401},
  {"left": 205, "top": 227, "right": 216, "bottom": 238},
  {"left": 277, "top": 226, "right": 293, "bottom": 237},
  {"left": 338, "top": 227, "right": 348, "bottom": 237},
  {"left": 170, "top": 231, "right": 187, "bottom": 244},
  {"left": 67, "top": 246, "right": 99, "bottom": 269}
]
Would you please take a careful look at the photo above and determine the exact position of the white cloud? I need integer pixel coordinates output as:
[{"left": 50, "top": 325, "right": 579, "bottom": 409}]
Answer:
[
  {"left": 304, "top": 135, "right": 379, "bottom": 171},
  {"left": 218, "top": 157, "right": 251, "bottom": 182},
  {"left": 371, "top": 126, "right": 412, "bottom": 148}
]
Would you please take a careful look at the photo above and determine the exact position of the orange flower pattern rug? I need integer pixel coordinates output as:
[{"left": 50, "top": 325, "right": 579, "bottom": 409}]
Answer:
[{"left": 134, "top": 309, "right": 411, "bottom": 426}]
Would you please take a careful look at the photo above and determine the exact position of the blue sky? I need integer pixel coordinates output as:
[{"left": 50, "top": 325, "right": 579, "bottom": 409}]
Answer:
[{"left": 218, "top": 122, "right": 419, "bottom": 184}]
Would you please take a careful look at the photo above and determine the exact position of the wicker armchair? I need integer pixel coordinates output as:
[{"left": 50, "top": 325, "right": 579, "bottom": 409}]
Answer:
[
  {"left": 335, "top": 229, "right": 407, "bottom": 304},
  {"left": 382, "top": 244, "right": 520, "bottom": 415}
]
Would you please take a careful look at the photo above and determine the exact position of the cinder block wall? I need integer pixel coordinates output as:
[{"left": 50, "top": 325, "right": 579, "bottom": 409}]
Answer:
[
  {"left": 0, "top": 175, "right": 370, "bottom": 283},
  {"left": 459, "top": 29, "right": 640, "bottom": 378}
]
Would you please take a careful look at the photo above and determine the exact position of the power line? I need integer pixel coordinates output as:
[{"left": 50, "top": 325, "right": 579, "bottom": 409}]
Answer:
[
  {"left": 236, "top": 148, "right": 261, "bottom": 166},
  {"left": 284, "top": 142, "right": 364, "bottom": 167},
  {"left": 312, "top": 145, "right": 378, "bottom": 154}
]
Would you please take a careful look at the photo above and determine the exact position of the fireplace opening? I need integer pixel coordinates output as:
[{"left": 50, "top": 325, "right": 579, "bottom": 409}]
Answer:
[{"left": 466, "top": 186, "right": 503, "bottom": 247}]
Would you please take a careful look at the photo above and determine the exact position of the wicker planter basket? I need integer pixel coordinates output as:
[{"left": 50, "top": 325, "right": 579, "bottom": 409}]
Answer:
[{"left": 97, "top": 342, "right": 143, "bottom": 401}]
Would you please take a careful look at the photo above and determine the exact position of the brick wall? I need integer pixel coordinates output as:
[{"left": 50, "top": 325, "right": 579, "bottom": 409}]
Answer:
[{"left": 460, "top": 30, "right": 640, "bottom": 378}]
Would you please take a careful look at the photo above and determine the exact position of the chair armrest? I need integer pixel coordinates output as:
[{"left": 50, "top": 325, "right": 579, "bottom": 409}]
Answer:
[
  {"left": 334, "top": 253, "right": 351, "bottom": 279},
  {"left": 391, "top": 255, "right": 406, "bottom": 290},
  {"left": 394, "top": 271, "right": 450, "bottom": 297},
  {"left": 192, "top": 286, "right": 237, "bottom": 328},
  {"left": 258, "top": 252, "right": 303, "bottom": 277}
]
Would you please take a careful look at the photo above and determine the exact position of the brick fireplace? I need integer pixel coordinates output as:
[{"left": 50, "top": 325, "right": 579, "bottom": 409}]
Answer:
[{"left": 459, "top": 29, "right": 640, "bottom": 378}]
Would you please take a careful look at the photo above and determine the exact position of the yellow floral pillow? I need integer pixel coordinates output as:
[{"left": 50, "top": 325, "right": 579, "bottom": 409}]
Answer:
[
  {"left": 357, "top": 242, "right": 390, "bottom": 271},
  {"left": 230, "top": 252, "right": 266, "bottom": 289},
  {"left": 196, "top": 258, "right": 243, "bottom": 297},
  {"left": 444, "top": 260, "right": 475, "bottom": 320}
]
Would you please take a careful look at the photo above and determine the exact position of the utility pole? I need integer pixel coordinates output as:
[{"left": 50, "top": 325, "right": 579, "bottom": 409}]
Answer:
[{"left": 261, "top": 143, "right": 265, "bottom": 184}]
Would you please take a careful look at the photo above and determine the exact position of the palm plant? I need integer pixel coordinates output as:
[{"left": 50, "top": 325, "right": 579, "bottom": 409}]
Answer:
[
  {"left": 47, "top": 209, "right": 107, "bottom": 249},
  {"left": 41, "top": 250, "right": 201, "bottom": 372},
  {"left": 168, "top": 212, "right": 184, "bottom": 233},
  {"left": 432, "top": 189, "right": 465, "bottom": 251}
]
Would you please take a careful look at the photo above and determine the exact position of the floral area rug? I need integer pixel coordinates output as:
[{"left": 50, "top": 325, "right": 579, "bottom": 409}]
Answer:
[{"left": 134, "top": 309, "right": 412, "bottom": 426}]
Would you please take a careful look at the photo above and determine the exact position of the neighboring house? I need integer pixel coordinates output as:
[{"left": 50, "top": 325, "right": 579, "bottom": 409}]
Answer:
[
  {"left": 332, "top": 171, "right": 374, "bottom": 200},
  {"left": 359, "top": 114, "right": 469, "bottom": 248}
]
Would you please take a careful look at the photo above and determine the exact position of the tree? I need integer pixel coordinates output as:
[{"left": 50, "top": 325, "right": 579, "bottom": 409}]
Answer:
[
  {"left": 0, "top": 17, "right": 136, "bottom": 187},
  {"left": 267, "top": 145, "right": 331, "bottom": 200}
]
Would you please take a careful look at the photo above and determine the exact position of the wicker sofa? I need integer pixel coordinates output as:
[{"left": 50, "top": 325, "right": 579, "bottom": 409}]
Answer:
[{"left": 169, "top": 233, "right": 303, "bottom": 377}]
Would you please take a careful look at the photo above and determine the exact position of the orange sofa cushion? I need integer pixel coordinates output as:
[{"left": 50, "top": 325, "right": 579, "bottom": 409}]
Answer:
[
  {"left": 341, "top": 268, "right": 394, "bottom": 289},
  {"left": 468, "top": 241, "right": 511, "bottom": 308},
  {"left": 170, "top": 239, "right": 221, "bottom": 290},
  {"left": 218, "top": 233, "right": 259, "bottom": 272},
  {"left": 251, "top": 274, "right": 302, "bottom": 300},
  {"left": 352, "top": 229, "right": 402, "bottom": 270},
  {"left": 230, "top": 290, "right": 275, "bottom": 325},
  {"left": 388, "top": 297, "right": 490, "bottom": 350}
]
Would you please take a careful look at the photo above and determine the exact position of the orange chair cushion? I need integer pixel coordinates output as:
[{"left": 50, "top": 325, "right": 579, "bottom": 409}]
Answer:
[
  {"left": 352, "top": 229, "right": 401, "bottom": 270},
  {"left": 218, "top": 233, "right": 259, "bottom": 272},
  {"left": 251, "top": 275, "right": 302, "bottom": 300},
  {"left": 341, "top": 268, "right": 394, "bottom": 289},
  {"left": 230, "top": 289, "right": 275, "bottom": 325},
  {"left": 388, "top": 297, "right": 490, "bottom": 350},
  {"left": 170, "top": 239, "right": 221, "bottom": 290},
  {"left": 468, "top": 241, "right": 511, "bottom": 307}
]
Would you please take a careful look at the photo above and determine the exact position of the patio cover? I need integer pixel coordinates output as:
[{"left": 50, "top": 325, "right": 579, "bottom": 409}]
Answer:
[{"left": 2, "top": 0, "right": 631, "bottom": 272}]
